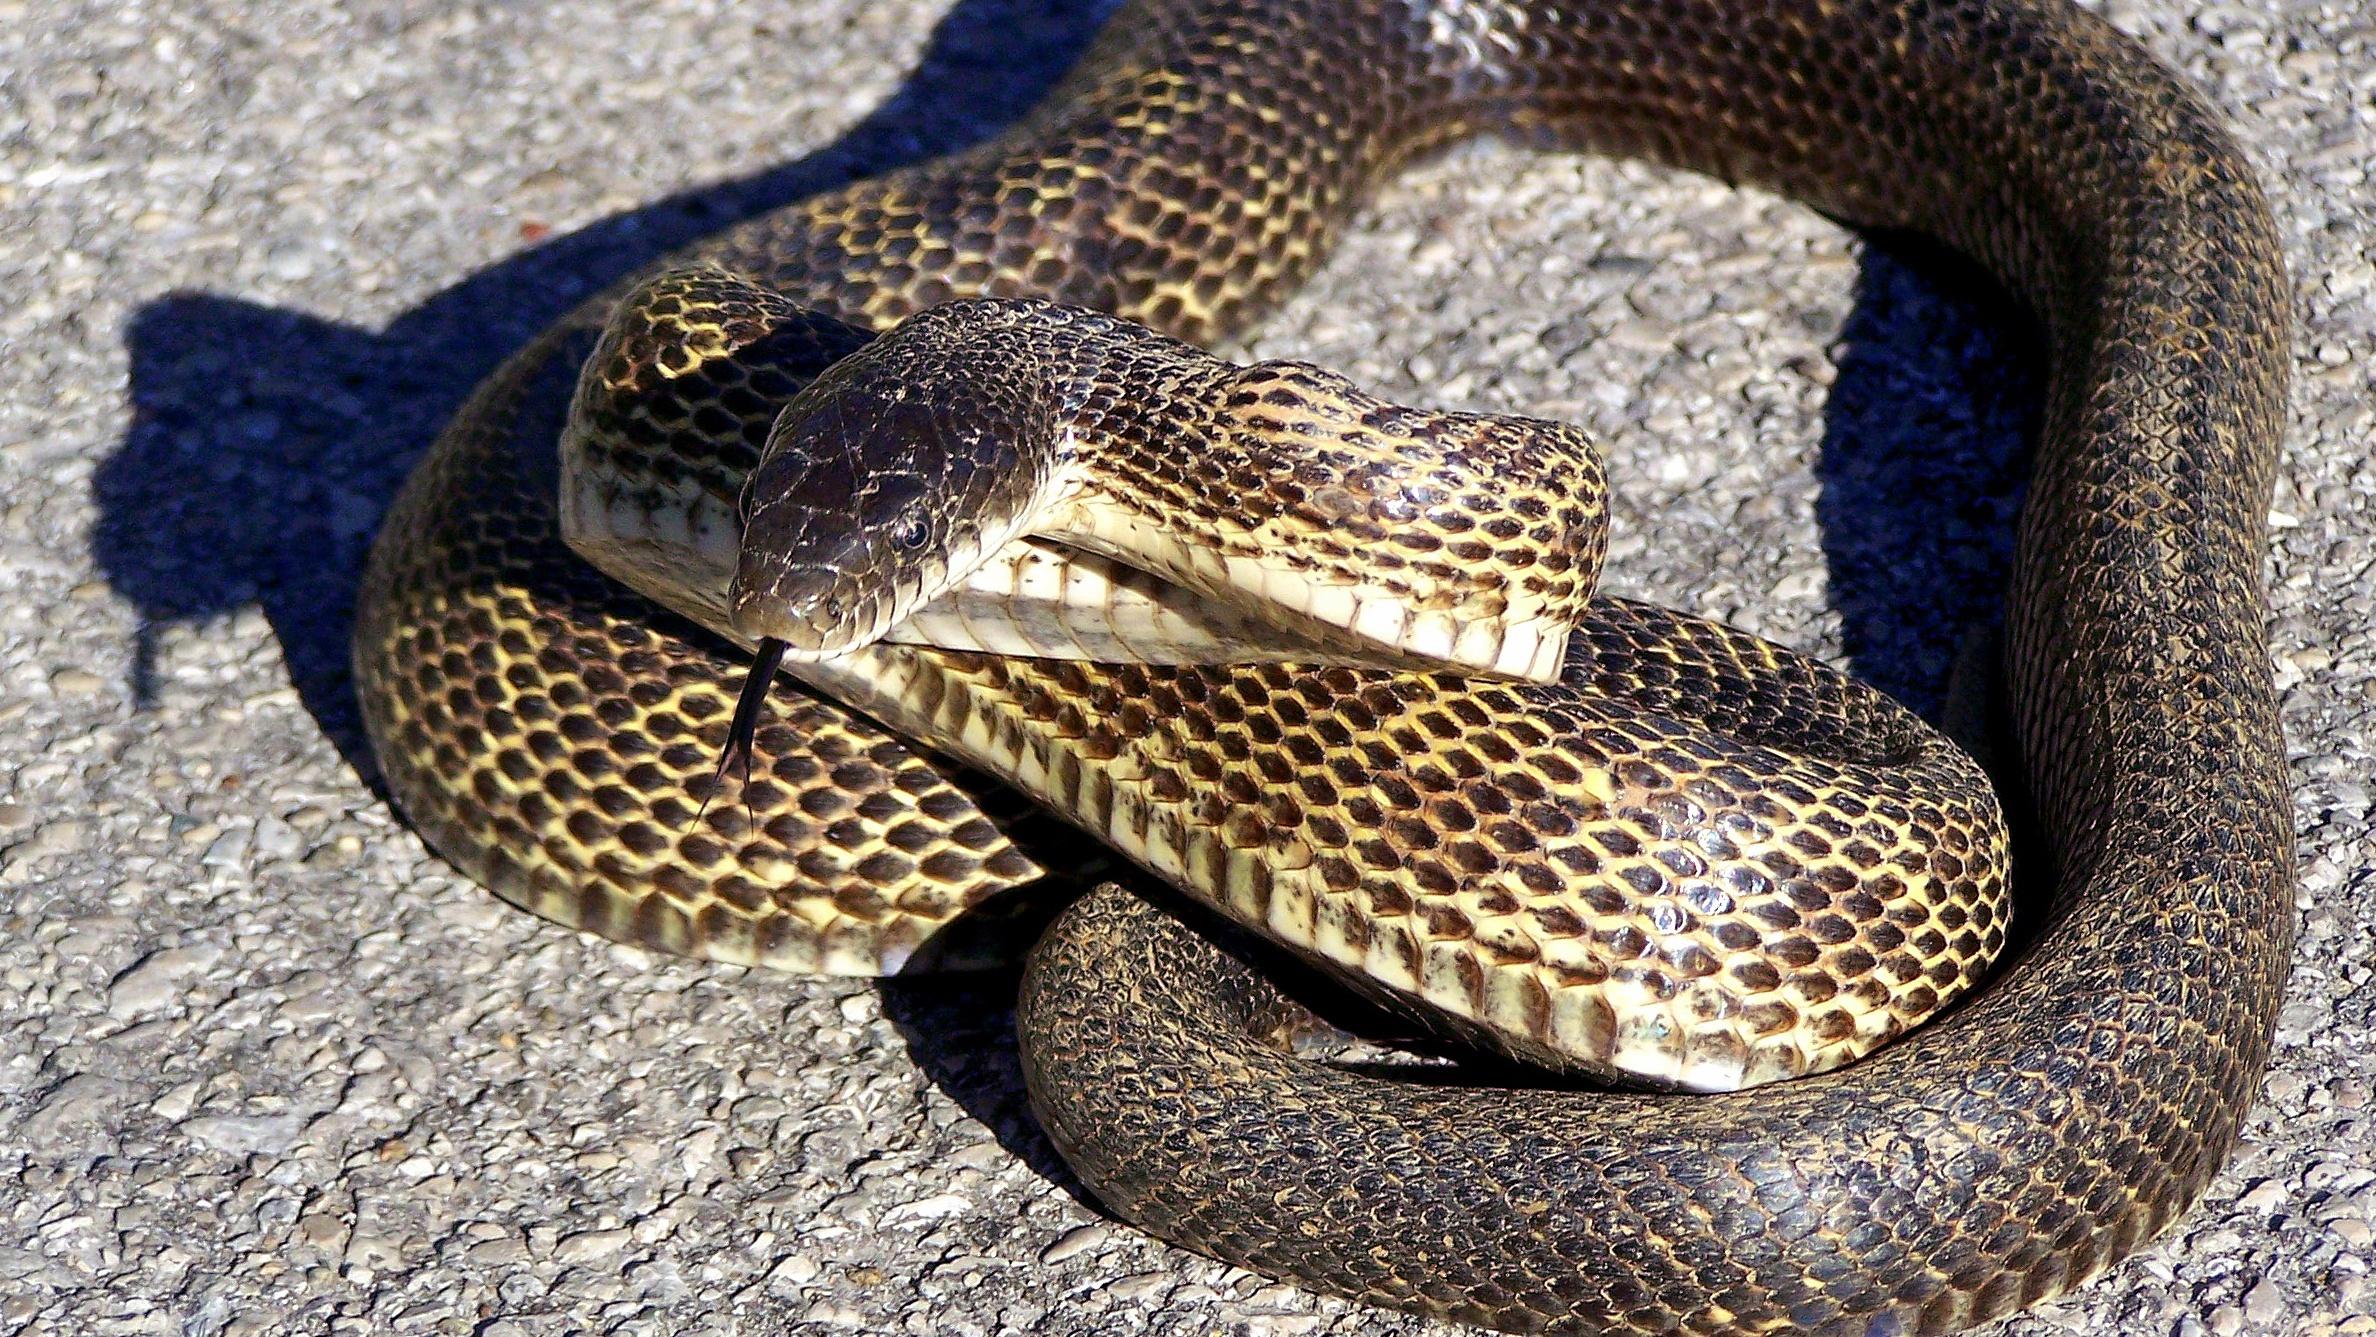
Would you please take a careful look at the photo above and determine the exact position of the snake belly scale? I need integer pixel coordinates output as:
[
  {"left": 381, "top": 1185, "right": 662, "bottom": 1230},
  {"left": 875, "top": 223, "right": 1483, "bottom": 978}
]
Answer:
[{"left": 351, "top": 2, "right": 2293, "bottom": 1334}]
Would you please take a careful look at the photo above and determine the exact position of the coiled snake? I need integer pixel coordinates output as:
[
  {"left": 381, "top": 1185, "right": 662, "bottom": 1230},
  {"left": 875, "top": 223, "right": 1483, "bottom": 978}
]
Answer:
[{"left": 352, "top": 0, "right": 2293, "bottom": 1332}]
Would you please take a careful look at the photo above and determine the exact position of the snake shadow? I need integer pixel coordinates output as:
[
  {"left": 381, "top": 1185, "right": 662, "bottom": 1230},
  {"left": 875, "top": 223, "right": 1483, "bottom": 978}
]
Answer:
[
  {"left": 95, "top": 0, "right": 1119, "bottom": 777},
  {"left": 93, "top": 0, "right": 2035, "bottom": 1217},
  {"left": 1809, "top": 235, "right": 2036, "bottom": 723}
]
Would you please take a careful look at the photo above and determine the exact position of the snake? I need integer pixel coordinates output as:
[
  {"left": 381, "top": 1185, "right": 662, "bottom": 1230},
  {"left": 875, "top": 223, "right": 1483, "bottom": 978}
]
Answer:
[{"left": 350, "top": 0, "right": 2294, "bottom": 1332}]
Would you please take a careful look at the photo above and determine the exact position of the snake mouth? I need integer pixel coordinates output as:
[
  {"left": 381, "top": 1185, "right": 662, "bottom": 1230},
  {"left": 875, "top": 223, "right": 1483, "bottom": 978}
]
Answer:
[
  {"left": 727, "top": 562, "right": 894, "bottom": 662},
  {"left": 730, "top": 600, "right": 859, "bottom": 662}
]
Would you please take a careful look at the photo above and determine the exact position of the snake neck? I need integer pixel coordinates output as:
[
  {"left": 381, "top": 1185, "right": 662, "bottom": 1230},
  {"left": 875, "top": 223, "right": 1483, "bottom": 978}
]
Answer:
[
  {"left": 1035, "top": 321, "right": 1607, "bottom": 681},
  {"left": 565, "top": 280, "right": 1609, "bottom": 680}
]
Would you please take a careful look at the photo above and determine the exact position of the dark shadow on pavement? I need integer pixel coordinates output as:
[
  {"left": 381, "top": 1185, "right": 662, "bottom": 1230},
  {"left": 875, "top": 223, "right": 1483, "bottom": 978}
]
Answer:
[
  {"left": 96, "top": 0, "right": 1118, "bottom": 783},
  {"left": 1812, "top": 236, "right": 2037, "bottom": 719}
]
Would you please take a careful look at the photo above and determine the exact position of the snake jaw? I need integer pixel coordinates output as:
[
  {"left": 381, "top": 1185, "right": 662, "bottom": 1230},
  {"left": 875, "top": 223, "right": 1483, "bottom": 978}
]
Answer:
[{"left": 726, "top": 555, "right": 882, "bottom": 661}]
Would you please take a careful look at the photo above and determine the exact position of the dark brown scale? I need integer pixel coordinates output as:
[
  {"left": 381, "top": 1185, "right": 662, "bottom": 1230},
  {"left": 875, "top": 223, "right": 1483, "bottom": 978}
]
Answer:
[{"left": 353, "top": 0, "right": 2289, "bottom": 1333}]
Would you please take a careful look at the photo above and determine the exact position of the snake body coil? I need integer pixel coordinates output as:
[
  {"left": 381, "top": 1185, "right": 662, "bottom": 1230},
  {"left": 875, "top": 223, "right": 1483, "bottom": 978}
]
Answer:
[{"left": 353, "top": 1, "right": 2293, "bottom": 1333}]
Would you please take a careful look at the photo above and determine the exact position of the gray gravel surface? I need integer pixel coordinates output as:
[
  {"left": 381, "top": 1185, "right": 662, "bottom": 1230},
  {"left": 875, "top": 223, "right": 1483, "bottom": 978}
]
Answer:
[{"left": 4, "top": 0, "right": 2371, "bottom": 1333}]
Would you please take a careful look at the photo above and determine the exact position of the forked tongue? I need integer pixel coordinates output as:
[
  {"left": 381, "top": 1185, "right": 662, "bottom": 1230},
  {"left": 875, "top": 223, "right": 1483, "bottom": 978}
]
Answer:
[{"left": 696, "top": 636, "right": 789, "bottom": 827}]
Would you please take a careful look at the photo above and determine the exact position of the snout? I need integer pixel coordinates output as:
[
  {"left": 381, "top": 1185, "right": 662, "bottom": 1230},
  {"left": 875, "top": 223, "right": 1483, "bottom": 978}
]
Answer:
[{"left": 728, "top": 561, "right": 878, "bottom": 660}]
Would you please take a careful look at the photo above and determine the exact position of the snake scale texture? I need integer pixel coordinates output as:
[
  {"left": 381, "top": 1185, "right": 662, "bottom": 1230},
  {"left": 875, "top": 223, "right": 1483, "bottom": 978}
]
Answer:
[{"left": 352, "top": 0, "right": 2294, "bottom": 1333}]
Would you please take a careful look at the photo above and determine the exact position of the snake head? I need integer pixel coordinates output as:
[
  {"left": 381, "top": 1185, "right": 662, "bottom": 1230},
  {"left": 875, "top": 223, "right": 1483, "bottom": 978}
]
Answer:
[{"left": 729, "top": 314, "right": 1059, "bottom": 659}]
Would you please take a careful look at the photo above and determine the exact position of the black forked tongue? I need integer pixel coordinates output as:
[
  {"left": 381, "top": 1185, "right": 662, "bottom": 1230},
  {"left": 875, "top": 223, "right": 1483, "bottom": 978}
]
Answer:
[{"left": 696, "top": 637, "right": 789, "bottom": 829}]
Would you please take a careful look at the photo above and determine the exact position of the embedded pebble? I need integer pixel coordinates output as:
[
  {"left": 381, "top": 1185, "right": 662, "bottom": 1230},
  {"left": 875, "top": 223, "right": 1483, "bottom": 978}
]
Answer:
[
  {"left": 2237, "top": 1180, "right": 2287, "bottom": 1213},
  {"left": 293, "top": 1216, "right": 347, "bottom": 1250},
  {"left": 150, "top": 1080, "right": 202, "bottom": 1122},
  {"left": 23, "top": 1075, "right": 129, "bottom": 1138},
  {"left": 465, "top": 1236, "right": 528, "bottom": 1266},
  {"left": 2242, "top": 1279, "right": 2284, "bottom": 1326},
  {"left": 769, "top": 1254, "right": 821, "bottom": 1287},
  {"left": 1106, "top": 1272, "right": 1174, "bottom": 1303},
  {"left": 107, "top": 943, "right": 224, "bottom": 1019},
  {"left": 554, "top": 1229, "right": 632, "bottom": 1263},
  {"left": 1040, "top": 1224, "right": 1111, "bottom": 1264},
  {"left": 49, "top": 666, "right": 107, "bottom": 695},
  {"left": 6, "top": 818, "right": 89, "bottom": 864},
  {"left": 182, "top": 1113, "right": 304, "bottom": 1156},
  {"left": 251, "top": 816, "right": 304, "bottom": 860},
  {"left": 199, "top": 828, "right": 252, "bottom": 869},
  {"left": 887, "top": 1192, "right": 972, "bottom": 1222},
  {"left": 3, "top": 1, "right": 2366, "bottom": 1334},
  {"left": 345, "top": 1233, "right": 404, "bottom": 1270}
]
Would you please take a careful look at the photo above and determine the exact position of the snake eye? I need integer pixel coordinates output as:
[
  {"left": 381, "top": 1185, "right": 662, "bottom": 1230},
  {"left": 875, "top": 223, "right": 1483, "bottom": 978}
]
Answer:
[{"left": 892, "top": 519, "right": 930, "bottom": 550}]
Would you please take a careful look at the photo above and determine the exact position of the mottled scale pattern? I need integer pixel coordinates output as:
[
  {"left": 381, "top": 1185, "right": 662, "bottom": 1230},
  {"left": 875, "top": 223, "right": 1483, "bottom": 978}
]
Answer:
[
  {"left": 352, "top": 0, "right": 2293, "bottom": 1334},
  {"left": 561, "top": 275, "right": 1991, "bottom": 1084},
  {"left": 797, "top": 599, "right": 2006, "bottom": 1088},
  {"left": 567, "top": 267, "right": 869, "bottom": 504},
  {"left": 1049, "top": 321, "right": 1609, "bottom": 680}
]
